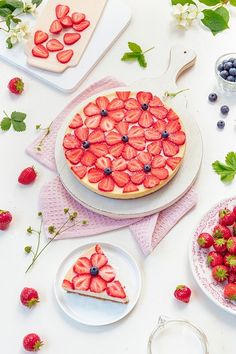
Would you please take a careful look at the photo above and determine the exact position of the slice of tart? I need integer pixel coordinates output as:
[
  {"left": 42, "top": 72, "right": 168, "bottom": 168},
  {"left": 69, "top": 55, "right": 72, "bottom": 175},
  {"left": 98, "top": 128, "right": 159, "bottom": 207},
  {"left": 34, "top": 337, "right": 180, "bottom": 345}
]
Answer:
[{"left": 62, "top": 244, "right": 129, "bottom": 304}]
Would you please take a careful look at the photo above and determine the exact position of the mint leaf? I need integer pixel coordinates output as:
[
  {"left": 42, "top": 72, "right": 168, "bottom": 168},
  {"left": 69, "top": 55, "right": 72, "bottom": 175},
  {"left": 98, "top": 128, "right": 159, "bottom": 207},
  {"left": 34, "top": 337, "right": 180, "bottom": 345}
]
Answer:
[
  {"left": 121, "top": 52, "right": 140, "bottom": 61},
  {"left": 171, "top": 0, "right": 195, "bottom": 4},
  {"left": 230, "top": 0, "right": 236, "bottom": 6},
  {"left": 225, "top": 152, "right": 236, "bottom": 169},
  {"left": 137, "top": 54, "right": 147, "bottom": 68},
  {"left": 199, "top": 0, "right": 220, "bottom": 5},
  {"left": 0, "top": 117, "right": 11, "bottom": 131},
  {"left": 202, "top": 9, "right": 229, "bottom": 35},
  {"left": 128, "top": 42, "right": 142, "bottom": 53},
  {"left": 11, "top": 111, "right": 26, "bottom": 122},
  {"left": 12, "top": 120, "right": 26, "bottom": 132}
]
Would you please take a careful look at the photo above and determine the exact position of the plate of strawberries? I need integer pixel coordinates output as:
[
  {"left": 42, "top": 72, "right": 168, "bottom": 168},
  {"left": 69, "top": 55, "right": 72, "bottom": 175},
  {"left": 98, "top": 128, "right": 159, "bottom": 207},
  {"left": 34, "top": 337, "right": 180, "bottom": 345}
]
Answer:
[{"left": 190, "top": 197, "right": 236, "bottom": 315}]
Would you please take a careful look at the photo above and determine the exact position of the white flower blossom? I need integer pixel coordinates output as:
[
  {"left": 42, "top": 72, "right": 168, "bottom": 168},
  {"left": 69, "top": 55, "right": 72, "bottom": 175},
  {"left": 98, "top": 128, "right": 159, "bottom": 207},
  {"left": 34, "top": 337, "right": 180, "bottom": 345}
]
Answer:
[
  {"left": 24, "top": 0, "right": 37, "bottom": 16},
  {"left": 172, "top": 3, "right": 203, "bottom": 29},
  {"left": 7, "top": 21, "right": 30, "bottom": 45}
]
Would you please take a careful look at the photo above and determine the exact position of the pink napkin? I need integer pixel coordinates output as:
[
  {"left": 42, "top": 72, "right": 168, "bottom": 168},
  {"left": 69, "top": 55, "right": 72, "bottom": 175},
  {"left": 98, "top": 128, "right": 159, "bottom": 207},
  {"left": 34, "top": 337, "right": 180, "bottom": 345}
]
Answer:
[{"left": 27, "top": 76, "right": 197, "bottom": 256}]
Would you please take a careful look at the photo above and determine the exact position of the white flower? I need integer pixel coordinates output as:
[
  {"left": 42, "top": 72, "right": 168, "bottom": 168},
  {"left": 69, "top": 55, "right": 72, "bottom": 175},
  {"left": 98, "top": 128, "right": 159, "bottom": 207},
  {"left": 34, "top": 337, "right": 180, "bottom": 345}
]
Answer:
[
  {"left": 172, "top": 3, "right": 203, "bottom": 29},
  {"left": 24, "top": 0, "right": 37, "bottom": 16},
  {"left": 7, "top": 21, "right": 30, "bottom": 45}
]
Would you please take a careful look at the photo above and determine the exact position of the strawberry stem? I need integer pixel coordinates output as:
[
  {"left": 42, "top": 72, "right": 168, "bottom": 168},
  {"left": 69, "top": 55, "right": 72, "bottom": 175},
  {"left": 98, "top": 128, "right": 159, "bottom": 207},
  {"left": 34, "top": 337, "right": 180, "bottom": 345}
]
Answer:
[
  {"left": 142, "top": 46, "right": 155, "bottom": 54},
  {"left": 35, "top": 121, "right": 53, "bottom": 152}
]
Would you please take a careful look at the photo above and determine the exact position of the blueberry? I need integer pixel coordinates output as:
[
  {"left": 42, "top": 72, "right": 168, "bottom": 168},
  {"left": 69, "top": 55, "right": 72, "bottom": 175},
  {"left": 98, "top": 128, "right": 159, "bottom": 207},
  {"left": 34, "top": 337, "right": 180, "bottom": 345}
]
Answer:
[
  {"left": 208, "top": 93, "right": 218, "bottom": 102},
  {"left": 224, "top": 62, "right": 233, "bottom": 70},
  {"left": 82, "top": 141, "right": 90, "bottom": 149},
  {"left": 217, "top": 120, "right": 225, "bottom": 129},
  {"left": 217, "top": 63, "right": 224, "bottom": 72},
  {"left": 227, "top": 76, "right": 235, "bottom": 82},
  {"left": 141, "top": 103, "right": 149, "bottom": 111},
  {"left": 222, "top": 59, "right": 228, "bottom": 65},
  {"left": 143, "top": 164, "right": 151, "bottom": 173},
  {"left": 90, "top": 266, "right": 99, "bottom": 276},
  {"left": 221, "top": 105, "right": 229, "bottom": 115},
  {"left": 229, "top": 68, "right": 236, "bottom": 76},
  {"left": 162, "top": 130, "right": 169, "bottom": 138},
  {"left": 121, "top": 135, "right": 129, "bottom": 143},
  {"left": 233, "top": 60, "right": 236, "bottom": 68},
  {"left": 220, "top": 70, "right": 228, "bottom": 79},
  {"left": 101, "top": 109, "right": 108, "bottom": 117},
  {"left": 104, "top": 167, "right": 112, "bottom": 175},
  {"left": 229, "top": 58, "right": 236, "bottom": 63}
]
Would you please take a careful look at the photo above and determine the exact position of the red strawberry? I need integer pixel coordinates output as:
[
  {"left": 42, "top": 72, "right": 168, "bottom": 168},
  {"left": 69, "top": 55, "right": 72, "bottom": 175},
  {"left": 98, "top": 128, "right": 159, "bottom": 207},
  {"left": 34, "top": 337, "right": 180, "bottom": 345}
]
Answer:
[
  {"left": 90, "top": 143, "right": 108, "bottom": 157},
  {"left": 112, "top": 171, "right": 130, "bottom": 187},
  {"left": 71, "top": 165, "right": 87, "bottom": 179},
  {"left": 219, "top": 208, "right": 235, "bottom": 226},
  {"left": 143, "top": 175, "right": 160, "bottom": 188},
  {"left": 150, "top": 106, "right": 168, "bottom": 119},
  {"left": 224, "top": 253, "right": 232, "bottom": 266},
  {"left": 91, "top": 253, "right": 108, "bottom": 268},
  {"left": 34, "top": 30, "right": 48, "bottom": 45},
  {"left": 213, "top": 238, "right": 227, "bottom": 253},
  {"left": 73, "top": 257, "right": 90, "bottom": 274},
  {"left": 90, "top": 276, "right": 107, "bottom": 293},
  {"left": 88, "top": 168, "right": 104, "bottom": 183},
  {"left": 174, "top": 285, "right": 191, "bottom": 303},
  {"left": 139, "top": 112, "right": 153, "bottom": 128},
  {"left": 56, "top": 4, "right": 70, "bottom": 19},
  {"left": 62, "top": 279, "right": 74, "bottom": 290},
  {"left": 166, "top": 108, "right": 179, "bottom": 120},
  {"left": 162, "top": 140, "right": 179, "bottom": 157},
  {"left": 46, "top": 39, "right": 64, "bottom": 52},
  {"left": 227, "top": 255, "right": 236, "bottom": 273},
  {"left": 73, "top": 274, "right": 91, "bottom": 290},
  {"left": 63, "top": 134, "right": 80, "bottom": 149},
  {"left": 116, "top": 91, "right": 131, "bottom": 101},
  {"left": 123, "top": 182, "right": 139, "bottom": 193},
  {"left": 227, "top": 237, "right": 236, "bottom": 255},
  {"left": 98, "top": 176, "right": 115, "bottom": 192},
  {"left": 224, "top": 283, "right": 236, "bottom": 300},
  {"left": 207, "top": 251, "right": 223, "bottom": 267},
  {"left": 32, "top": 44, "right": 49, "bottom": 59},
  {"left": 152, "top": 168, "right": 169, "bottom": 180},
  {"left": 233, "top": 206, "right": 236, "bottom": 217},
  {"left": 57, "top": 50, "right": 74, "bottom": 64},
  {"left": 72, "top": 12, "right": 85, "bottom": 24},
  {"left": 73, "top": 20, "right": 90, "bottom": 32},
  {"left": 212, "top": 265, "right": 229, "bottom": 282},
  {"left": 212, "top": 224, "right": 232, "bottom": 240},
  {"left": 233, "top": 222, "right": 236, "bottom": 236},
  {"left": 95, "top": 244, "right": 103, "bottom": 254},
  {"left": 49, "top": 19, "right": 62, "bottom": 34},
  {"left": 106, "top": 281, "right": 126, "bottom": 299},
  {"left": 197, "top": 233, "right": 214, "bottom": 248},
  {"left": 8, "top": 77, "right": 24, "bottom": 94},
  {"left": 166, "top": 157, "right": 182, "bottom": 170},
  {"left": 23, "top": 333, "right": 43, "bottom": 352},
  {"left": 64, "top": 32, "right": 81, "bottom": 45},
  {"left": 69, "top": 114, "right": 83, "bottom": 129},
  {"left": 0, "top": 210, "right": 12, "bottom": 231},
  {"left": 228, "top": 272, "right": 236, "bottom": 283},
  {"left": 65, "top": 149, "right": 83, "bottom": 164},
  {"left": 100, "top": 117, "right": 115, "bottom": 132},
  {"left": 99, "top": 265, "right": 116, "bottom": 282},
  {"left": 60, "top": 15, "right": 73, "bottom": 28},
  {"left": 81, "top": 151, "right": 97, "bottom": 167},
  {"left": 20, "top": 287, "right": 39, "bottom": 308},
  {"left": 89, "top": 129, "right": 105, "bottom": 144},
  {"left": 18, "top": 167, "right": 37, "bottom": 185}
]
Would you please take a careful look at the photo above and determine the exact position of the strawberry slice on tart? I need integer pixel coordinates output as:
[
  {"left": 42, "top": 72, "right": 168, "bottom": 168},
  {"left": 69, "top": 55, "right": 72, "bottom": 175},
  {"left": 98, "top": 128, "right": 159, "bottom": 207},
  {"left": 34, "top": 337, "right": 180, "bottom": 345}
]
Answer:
[{"left": 62, "top": 244, "right": 129, "bottom": 304}]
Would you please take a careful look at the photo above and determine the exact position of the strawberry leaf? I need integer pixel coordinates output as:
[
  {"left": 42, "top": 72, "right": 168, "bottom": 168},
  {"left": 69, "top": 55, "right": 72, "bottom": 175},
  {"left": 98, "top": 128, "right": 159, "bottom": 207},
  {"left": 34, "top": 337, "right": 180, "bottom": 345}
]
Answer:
[
  {"left": 128, "top": 42, "right": 142, "bottom": 53},
  {"left": 121, "top": 52, "right": 140, "bottom": 61},
  {"left": 230, "top": 0, "right": 236, "bottom": 6},
  {"left": 12, "top": 120, "right": 26, "bottom": 132},
  {"left": 0, "top": 117, "right": 11, "bottom": 131},
  {"left": 212, "top": 153, "right": 236, "bottom": 183},
  {"left": 171, "top": 0, "right": 195, "bottom": 4},
  {"left": 11, "top": 111, "right": 26, "bottom": 122},
  {"left": 225, "top": 152, "right": 236, "bottom": 169},
  {"left": 137, "top": 54, "right": 147, "bottom": 68}
]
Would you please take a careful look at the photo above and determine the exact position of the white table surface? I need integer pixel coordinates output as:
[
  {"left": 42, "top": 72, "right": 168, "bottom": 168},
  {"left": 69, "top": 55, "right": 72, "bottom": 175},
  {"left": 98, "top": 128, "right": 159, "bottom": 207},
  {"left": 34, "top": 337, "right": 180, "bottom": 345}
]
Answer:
[{"left": 1, "top": 1, "right": 236, "bottom": 353}]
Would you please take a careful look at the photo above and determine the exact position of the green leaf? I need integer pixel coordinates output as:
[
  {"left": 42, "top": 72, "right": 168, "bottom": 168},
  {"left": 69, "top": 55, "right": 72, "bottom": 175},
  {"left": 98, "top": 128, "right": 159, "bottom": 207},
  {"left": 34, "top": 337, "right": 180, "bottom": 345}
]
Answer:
[
  {"left": 230, "top": 0, "right": 236, "bottom": 6},
  {"left": 0, "top": 117, "right": 11, "bottom": 131},
  {"left": 12, "top": 120, "right": 26, "bottom": 132},
  {"left": 225, "top": 152, "right": 236, "bottom": 169},
  {"left": 5, "top": 0, "right": 23, "bottom": 8},
  {"left": 11, "top": 111, "right": 26, "bottom": 122},
  {"left": 171, "top": 0, "right": 195, "bottom": 4},
  {"left": 137, "top": 54, "right": 147, "bottom": 68},
  {"left": 6, "top": 37, "right": 12, "bottom": 48},
  {"left": 201, "top": 9, "right": 229, "bottom": 35},
  {"left": 12, "top": 16, "right": 21, "bottom": 23},
  {"left": 5, "top": 15, "right": 11, "bottom": 29},
  {"left": 128, "top": 42, "right": 142, "bottom": 53},
  {"left": 0, "top": 7, "right": 11, "bottom": 16},
  {"left": 199, "top": 0, "right": 220, "bottom": 5},
  {"left": 121, "top": 52, "right": 140, "bottom": 61},
  {"left": 32, "top": 0, "right": 43, "bottom": 7},
  {"left": 215, "top": 6, "right": 229, "bottom": 24}
]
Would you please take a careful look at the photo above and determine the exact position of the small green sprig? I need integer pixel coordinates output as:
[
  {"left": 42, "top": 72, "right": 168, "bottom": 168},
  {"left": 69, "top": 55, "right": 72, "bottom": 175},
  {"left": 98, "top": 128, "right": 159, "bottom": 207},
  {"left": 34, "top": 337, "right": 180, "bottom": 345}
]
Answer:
[
  {"left": 35, "top": 121, "right": 53, "bottom": 152},
  {"left": 163, "top": 88, "right": 189, "bottom": 100},
  {"left": 121, "top": 42, "right": 154, "bottom": 68},
  {"left": 212, "top": 152, "right": 236, "bottom": 183},
  {"left": 0, "top": 110, "right": 27, "bottom": 132},
  {"left": 24, "top": 209, "right": 89, "bottom": 272}
]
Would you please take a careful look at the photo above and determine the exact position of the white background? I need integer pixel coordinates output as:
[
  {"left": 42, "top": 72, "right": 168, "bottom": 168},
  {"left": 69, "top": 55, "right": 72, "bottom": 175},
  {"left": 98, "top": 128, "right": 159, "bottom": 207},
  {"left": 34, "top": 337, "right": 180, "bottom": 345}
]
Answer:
[{"left": 1, "top": 0, "right": 236, "bottom": 353}]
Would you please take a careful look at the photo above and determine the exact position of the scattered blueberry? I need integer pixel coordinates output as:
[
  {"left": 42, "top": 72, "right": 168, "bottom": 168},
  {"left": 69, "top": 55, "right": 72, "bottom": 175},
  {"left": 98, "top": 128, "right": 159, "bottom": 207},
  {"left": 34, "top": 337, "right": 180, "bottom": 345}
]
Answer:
[
  {"left": 220, "top": 70, "right": 228, "bottom": 80},
  {"left": 221, "top": 105, "right": 230, "bottom": 115},
  {"left": 217, "top": 120, "right": 225, "bottom": 129},
  {"left": 82, "top": 141, "right": 90, "bottom": 149},
  {"left": 227, "top": 76, "right": 235, "bottom": 82},
  {"left": 90, "top": 266, "right": 99, "bottom": 276},
  {"left": 104, "top": 167, "right": 112, "bottom": 175},
  {"left": 229, "top": 67, "right": 236, "bottom": 76},
  {"left": 224, "top": 62, "right": 233, "bottom": 71},
  {"left": 208, "top": 93, "right": 218, "bottom": 102}
]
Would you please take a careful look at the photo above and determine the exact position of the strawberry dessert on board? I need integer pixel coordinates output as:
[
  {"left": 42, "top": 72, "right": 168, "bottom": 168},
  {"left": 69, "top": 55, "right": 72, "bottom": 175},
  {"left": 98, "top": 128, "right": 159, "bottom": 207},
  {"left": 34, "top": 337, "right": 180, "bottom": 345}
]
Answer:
[
  {"left": 62, "top": 244, "right": 128, "bottom": 304},
  {"left": 63, "top": 90, "right": 186, "bottom": 199}
]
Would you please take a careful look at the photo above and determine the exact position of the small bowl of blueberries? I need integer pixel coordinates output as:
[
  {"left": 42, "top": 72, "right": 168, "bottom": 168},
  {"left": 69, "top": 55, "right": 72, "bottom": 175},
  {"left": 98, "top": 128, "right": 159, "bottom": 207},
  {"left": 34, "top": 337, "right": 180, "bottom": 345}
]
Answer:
[{"left": 216, "top": 53, "right": 236, "bottom": 92}]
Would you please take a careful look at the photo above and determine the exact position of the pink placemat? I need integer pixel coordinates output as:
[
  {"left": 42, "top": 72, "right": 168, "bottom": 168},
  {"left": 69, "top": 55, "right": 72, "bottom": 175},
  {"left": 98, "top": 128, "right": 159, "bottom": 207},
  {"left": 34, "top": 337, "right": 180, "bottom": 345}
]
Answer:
[{"left": 27, "top": 76, "right": 197, "bottom": 256}]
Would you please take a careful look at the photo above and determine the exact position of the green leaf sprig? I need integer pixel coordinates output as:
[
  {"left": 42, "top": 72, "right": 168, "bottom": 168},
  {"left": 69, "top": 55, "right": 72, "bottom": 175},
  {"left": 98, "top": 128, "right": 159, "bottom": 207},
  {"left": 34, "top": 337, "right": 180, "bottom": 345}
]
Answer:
[
  {"left": 0, "top": 110, "right": 27, "bottom": 132},
  {"left": 121, "top": 42, "right": 154, "bottom": 68},
  {"left": 212, "top": 152, "right": 236, "bottom": 182}
]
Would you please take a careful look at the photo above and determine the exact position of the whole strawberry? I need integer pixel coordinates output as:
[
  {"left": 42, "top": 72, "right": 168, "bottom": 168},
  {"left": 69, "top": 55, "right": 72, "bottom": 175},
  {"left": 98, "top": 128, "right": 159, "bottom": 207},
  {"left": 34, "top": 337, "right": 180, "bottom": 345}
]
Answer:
[
  {"left": 0, "top": 210, "right": 12, "bottom": 230},
  {"left": 227, "top": 237, "right": 236, "bottom": 255},
  {"left": 224, "top": 283, "right": 236, "bottom": 300},
  {"left": 228, "top": 256, "right": 236, "bottom": 273},
  {"left": 197, "top": 233, "right": 214, "bottom": 248},
  {"left": 233, "top": 206, "right": 236, "bottom": 217},
  {"left": 174, "top": 285, "right": 191, "bottom": 303},
  {"left": 219, "top": 208, "right": 235, "bottom": 226},
  {"left": 233, "top": 223, "right": 236, "bottom": 236},
  {"left": 8, "top": 77, "right": 24, "bottom": 94},
  {"left": 23, "top": 333, "right": 43, "bottom": 352},
  {"left": 228, "top": 272, "right": 236, "bottom": 283},
  {"left": 18, "top": 167, "right": 37, "bottom": 185},
  {"left": 212, "top": 265, "right": 229, "bottom": 282},
  {"left": 20, "top": 287, "right": 39, "bottom": 308},
  {"left": 207, "top": 251, "right": 223, "bottom": 267},
  {"left": 213, "top": 238, "right": 227, "bottom": 254},
  {"left": 212, "top": 224, "right": 232, "bottom": 240}
]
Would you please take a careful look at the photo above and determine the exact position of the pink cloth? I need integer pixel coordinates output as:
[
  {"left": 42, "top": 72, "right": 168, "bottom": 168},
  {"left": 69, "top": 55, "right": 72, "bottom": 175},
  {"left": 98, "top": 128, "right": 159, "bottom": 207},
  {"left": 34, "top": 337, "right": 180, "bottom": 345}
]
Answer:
[{"left": 27, "top": 76, "right": 197, "bottom": 256}]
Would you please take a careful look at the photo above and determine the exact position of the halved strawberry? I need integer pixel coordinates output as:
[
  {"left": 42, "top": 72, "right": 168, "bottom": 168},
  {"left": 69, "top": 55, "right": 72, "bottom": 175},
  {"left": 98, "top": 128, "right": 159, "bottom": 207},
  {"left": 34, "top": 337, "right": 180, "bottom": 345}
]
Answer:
[
  {"left": 106, "top": 131, "right": 121, "bottom": 145},
  {"left": 90, "top": 143, "right": 108, "bottom": 157},
  {"left": 65, "top": 148, "right": 83, "bottom": 164},
  {"left": 112, "top": 171, "right": 130, "bottom": 187},
  {"left": 112, "top": 158, "right": 127, "bottom": 171},
  {"left": 166, "top": 120, "right": 181, "bottom": 133},
  {"left": 99, "top": 265, "right": 116, "bottom": 282},
  {"left": 95, "top": 157, "right": 111, "bottom": 170},
  {"left": 32, "top": 44, "right": 49, "bottom": 59},
  {"left": 73, "top": 20, "right": 90, "bottom": 32},
  {"left": 147, "top": 141, "right": 162, "bottom": 155},
  {"left": 166, "top": 157, "right": 182, "bottom": 170},
  {"left": 162, "top": 140, "right": 179, "bottom": 157},
  {"left": 62, "top": 279, "right": 74, "bottom": 290},
  {"left": 106, "top": 281, "right": 126, "bottom": 299},
  {"left": 109, "top": 143, "right": 124, "bottom": 158},
  {"left": 75, "top": 127, "right": 88, "bottom": 141},
  {"left": 144, "top": 175, "right": 160, "bottom": 188},
  {"left": 81, "top": 151, "right": 97, "bottom": 167},
  {"left": 74, "top": 257, "right": 91, "bottom": 274},
  {"left": 131, "top": 172, "right": 145, "bottom": 185},
  {"left": 152, "top": 168, "right": 169, "bottom": 180},
  {"left": 139, "top": 111, "right": 153, "bottom": 128},
  {"left": 125, "top": 98, "right": 140, "bottom": 110},
  {"left": 149, "top": 96, "right": 164, "bottom": 107},
  {"left": 128, "top": 137, "right": 145, "bottom": 151},
  {"left": 122, "top": 145, "right": 137, "bottom": 160},
  {"left": 56, "top": 4, "right": 70, "bottom": 19},
  {"left": 84, "top": 103, "right": 100, "bottom": 116},
  {"left": 98, "top": 176, "right": 115, "bottom": 192},
  {"left": 88, "top": 168, "right": 104, "bottom": 183},
  {"left": 88, "top": 129, "right": 105, "bottom": 143},
  {"left": 95, "top": 244, "right": 103, "bottom": 254},
  {"left": 166, "top": 109, "right": 179, "bottom": 120},
  {"left": 116, "top": 122, "right": 128, "bottom": 136},
  {"left": 34, "top": 30, "right": 48, "bottom": 45},
  {"left": 60, "top": 15, "right": 73, "bottom": 28},
  {"left": 100, "top": 117, "right": 115, "bottom": 132},
  {"left": 125, "top": 110, "right": 141, "bottom": 123},
  {"left": 152, "top": 155, "right": 166, "bottom": 168},
  {"left": 144, "top": 129, "right": 161, "bottom": 141},
  {"left": 63, "top": 134, "right": 80, "bottom": 149},
  {"left": 64, "top": 32, "right": 81, "bottom": 45},
  {"left": 169, "top": 132, "right": 186, "bottom": 145},
  {"left": 72, "top": 12, "right": 85, "bottom": 24},
  {"left": 73, "top": 274, "right": 91, "bottom": 291},
  {"left": 46, "top": 39, "right": 64, "bottom": 52},
  {"left": 96, "top": 96, "right": 109, "bottom": 110},
  {"left": 71, "top": 165, "right": 87, "bottom": 179},
  {"left": 137, "top": 91, "right": 152, "bottom": 104},
  {"left": 150, "top": 106, "right": 168, "bottom": 119},
  {"left": 109, "top": 110, "right": 125, "bottom": 122},
  {"left": 138, "top": 151, "right": 151, "bottom": 165},
  {"left": 128, "top": 159, "right": 143, "bottom": 172},
  {"left": 116, "top": 91, "right": 131, "bottom": 101},
  {"left": 128, "top": 125, "right": 144, "bottom": 138},
  {"left": 90, "top": 276, "right": 106, "bottom": 293},
  {"left": 50, "top": 19, "right": 62, "bottom": 34},
  {"left": 91, "top": 253, "right": 108, "bottom": 268},
  {"left": 69, "top": 114, "right": 83, "bottom": 129},
  {"left": 85, "top": 115, "right": 101, "bottom": 129},
  {"left": 123, "top": 182, "right": 139, "bottom": 193},
  {"left": 107, "top": 98, "right": 124, "bottom": 110},
  {"left": 57, "top": 49, "right": 74, "bottom": 64}
]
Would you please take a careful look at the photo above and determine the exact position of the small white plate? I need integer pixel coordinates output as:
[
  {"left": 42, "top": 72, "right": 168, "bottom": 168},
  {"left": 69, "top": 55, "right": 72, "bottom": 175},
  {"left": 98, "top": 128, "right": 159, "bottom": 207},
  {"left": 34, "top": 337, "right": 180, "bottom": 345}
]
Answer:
[
  {"left": 189, "top": 196, "right": 236, "bottom": 316},
  {"left": 54, "top": 242, "right": 142, "bottom": 326}
]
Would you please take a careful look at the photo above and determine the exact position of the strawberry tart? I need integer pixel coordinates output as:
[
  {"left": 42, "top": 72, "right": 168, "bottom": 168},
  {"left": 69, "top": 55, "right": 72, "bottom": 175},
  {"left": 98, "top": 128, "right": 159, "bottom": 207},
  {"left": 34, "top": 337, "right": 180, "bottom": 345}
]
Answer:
[
  {"left": 63, "top": 91, "right": 186, "bottom": 199},
  {"left": 62, "top": 244, "right": 128, "bottom": 304}
]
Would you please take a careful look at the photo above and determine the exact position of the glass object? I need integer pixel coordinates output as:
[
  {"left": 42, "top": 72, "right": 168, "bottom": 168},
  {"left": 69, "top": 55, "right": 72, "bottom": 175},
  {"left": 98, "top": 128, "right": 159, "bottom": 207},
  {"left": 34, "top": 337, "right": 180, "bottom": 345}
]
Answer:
[
  {"left": 147, "top": 315, "right": 209, "bottom": 354},
  {"left": 215, "top": 53, "right": 236, "bottom": 92}
]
